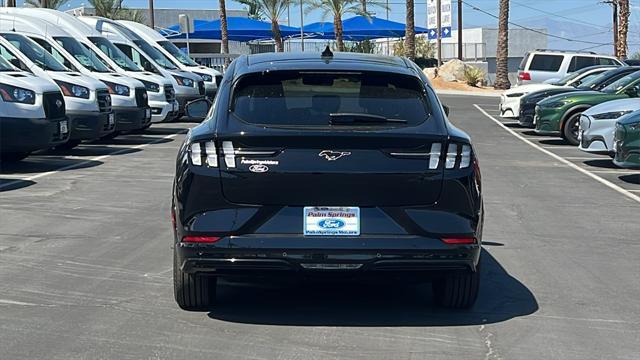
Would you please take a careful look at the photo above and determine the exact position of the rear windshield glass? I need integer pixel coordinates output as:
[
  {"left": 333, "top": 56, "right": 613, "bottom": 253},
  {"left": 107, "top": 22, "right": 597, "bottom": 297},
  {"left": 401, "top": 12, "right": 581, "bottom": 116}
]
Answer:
[
  {"left": 232, "top": 71, "right": 430, "bottom": 127},
  {"left": 528, "top": 54, "right": 563, "bottom": 72},
  {"left": 518, "top": 52, "right": 530, "bottom": 70}
]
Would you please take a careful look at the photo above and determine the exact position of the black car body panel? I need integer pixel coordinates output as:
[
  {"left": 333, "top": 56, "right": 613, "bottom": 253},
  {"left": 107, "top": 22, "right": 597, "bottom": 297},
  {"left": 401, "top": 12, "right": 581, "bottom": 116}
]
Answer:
[{"left": 172, "top": 53, "right": 483, "bottom": 297}]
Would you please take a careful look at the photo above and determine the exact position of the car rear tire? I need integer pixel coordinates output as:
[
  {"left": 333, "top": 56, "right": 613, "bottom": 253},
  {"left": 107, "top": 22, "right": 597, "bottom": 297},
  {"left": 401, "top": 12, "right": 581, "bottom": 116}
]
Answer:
[
  {"left": 562, "top": 113, "right": 581, "bottom": 146},
  {"left": 432, "top": 267, "right": 480, "bottom": 309},
  {"left": 173, "top": 250, "right": 217, "bottom": 310}
]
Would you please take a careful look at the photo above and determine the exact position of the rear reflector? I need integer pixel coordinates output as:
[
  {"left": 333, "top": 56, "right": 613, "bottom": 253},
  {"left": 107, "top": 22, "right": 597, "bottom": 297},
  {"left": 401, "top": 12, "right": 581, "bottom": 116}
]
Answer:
[
  {"left": 182, "top": 236, "right": 221, "bottom": 243},
  {"left": 442, "top": 237, "right": 476, "bottom": 245}
]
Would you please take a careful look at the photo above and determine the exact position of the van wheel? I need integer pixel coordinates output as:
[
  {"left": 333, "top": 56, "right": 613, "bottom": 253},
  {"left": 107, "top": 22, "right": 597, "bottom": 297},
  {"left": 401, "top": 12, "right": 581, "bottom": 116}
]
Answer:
[
  {"left": 562, "top": 113, "right": 581, "bottom": 146},
  {"left": 432, "top": 267, "right": 480, "bottom": 309},
  {"left": 174, "top": 250, "right": 217, "bottom": 311},
  {"left": 0, "top": 152, "right": 30, "bottom": 163}
]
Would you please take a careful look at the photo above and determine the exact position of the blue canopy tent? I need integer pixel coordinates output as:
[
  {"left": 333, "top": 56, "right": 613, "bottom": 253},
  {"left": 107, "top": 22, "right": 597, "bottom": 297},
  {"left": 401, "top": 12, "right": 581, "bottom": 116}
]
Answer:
[
  {"left": 164, "top": 17, "right": 302, "bottom": 42},
  {"left": 304, "top": 16, "right": 429, "bottom": 41}
]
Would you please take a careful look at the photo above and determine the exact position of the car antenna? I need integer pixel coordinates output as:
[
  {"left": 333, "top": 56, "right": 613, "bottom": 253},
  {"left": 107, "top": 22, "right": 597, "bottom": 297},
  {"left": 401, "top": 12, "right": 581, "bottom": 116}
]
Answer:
[{"left": 321, "top": 45, "right": 333, "bottom": 58}]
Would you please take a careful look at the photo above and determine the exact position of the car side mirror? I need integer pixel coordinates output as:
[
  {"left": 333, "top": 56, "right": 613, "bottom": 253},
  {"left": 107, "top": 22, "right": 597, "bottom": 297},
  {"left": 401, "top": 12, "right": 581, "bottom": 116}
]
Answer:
[
  {"left": 185, "top": 98, "right": 212, "bottom": 121},
  {"left": 443, "top": 105, "right": 450, "bottom": 117}
]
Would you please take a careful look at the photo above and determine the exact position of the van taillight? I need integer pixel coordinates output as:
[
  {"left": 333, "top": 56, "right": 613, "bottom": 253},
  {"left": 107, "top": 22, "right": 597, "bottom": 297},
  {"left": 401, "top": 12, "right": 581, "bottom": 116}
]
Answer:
[{"left": 518, "top": 72, "right": 531, "bottom": 81}]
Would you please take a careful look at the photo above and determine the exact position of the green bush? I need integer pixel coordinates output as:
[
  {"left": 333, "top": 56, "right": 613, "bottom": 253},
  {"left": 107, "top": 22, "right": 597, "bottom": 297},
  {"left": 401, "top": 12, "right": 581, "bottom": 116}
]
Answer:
[{"left": 463, "top": 66, "right": 486, "bottom": 87}]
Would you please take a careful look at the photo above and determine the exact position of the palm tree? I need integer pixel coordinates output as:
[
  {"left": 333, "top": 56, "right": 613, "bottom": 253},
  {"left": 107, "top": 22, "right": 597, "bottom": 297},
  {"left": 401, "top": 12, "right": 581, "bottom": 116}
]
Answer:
[
  {"left": 237, "top": 1, "right": 290, "bottom": 52},
  {"left": 618, "top": 0, "right": 629, "bottom": 59},
  {"left": 219, "top": 0, "right": 230, "bottom": 66},
  {"left": 24, "top": 0, "right": 68, "bottom": 8},
  {"left": 404, "top": 0, "right": 415, "bottom": 60},
  {"left": 237, "top": 0, "right": 264, "bottom": 20},
  {"left": 305, "top": 0, "right": 386, "bottom": 52},
  {"left": 494, "top": 0, "right": 510, "bottom": 90},
  {"left": 89, "top": 0, "right": 147, "bottom": 22}
]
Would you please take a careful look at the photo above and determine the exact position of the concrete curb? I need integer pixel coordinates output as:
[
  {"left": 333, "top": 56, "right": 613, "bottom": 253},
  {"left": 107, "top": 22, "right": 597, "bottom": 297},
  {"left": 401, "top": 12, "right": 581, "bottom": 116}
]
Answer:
[{"left": 435, "top": 89, "right": 502, "bottom": 98}]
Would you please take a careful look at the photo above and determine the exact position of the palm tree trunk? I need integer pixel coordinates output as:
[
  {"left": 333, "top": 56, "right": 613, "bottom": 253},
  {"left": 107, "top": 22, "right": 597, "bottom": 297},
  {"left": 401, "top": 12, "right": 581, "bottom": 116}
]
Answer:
[
  {"left": 219, "top": 0, "right": 230, "bottom": 66},
  {"left": 617, "top": 0, "right": 629, "bottom": 59},
  {"left": 272, "top": 20, "right": 284, "bottom": 52},
  {"left": 494, "top": 0, "right": 510, "bottom": 90},
  {"left": 7, "top": 0, "right": 16, "bottom": 5},
  {"left": 334, "top": 14, "right": 345, "bottom": 52},
  {"left": 404, "top": 0, "right": 416, "bottom": 60}
]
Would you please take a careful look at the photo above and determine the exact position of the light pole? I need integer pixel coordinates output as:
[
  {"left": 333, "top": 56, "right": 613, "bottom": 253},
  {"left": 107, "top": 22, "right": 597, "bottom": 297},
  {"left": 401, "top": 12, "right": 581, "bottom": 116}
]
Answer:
[
  {"left": 300, "top": 0, "right": 304, "bottom": 52},
  {"left": 457, "top": 0, "right": 462, "bottom": 60},
  {"left": 148, "top": 0, "right": 155, "bottom": 29},
  {"left": 437, "top": 0, "right": 442, "bottom": 66}
]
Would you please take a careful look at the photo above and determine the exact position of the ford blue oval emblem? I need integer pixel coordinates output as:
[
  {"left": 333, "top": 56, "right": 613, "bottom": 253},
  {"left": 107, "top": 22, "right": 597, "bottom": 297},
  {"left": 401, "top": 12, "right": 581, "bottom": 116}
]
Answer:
[{"left": 318, "top": 219, "right": 345, "bottom": 229}]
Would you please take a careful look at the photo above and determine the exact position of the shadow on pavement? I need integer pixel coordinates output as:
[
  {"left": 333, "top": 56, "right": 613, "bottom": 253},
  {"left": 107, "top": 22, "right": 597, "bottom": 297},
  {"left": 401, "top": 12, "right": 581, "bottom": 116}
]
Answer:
[
  {"left": 0, "top": 158, "right": 102, "bottom": 175},
  {"left": 583, "top": 159, "right": 620, "bottom": 169},
  {"left": 95, "top": 137, "right": 174, "bottom": 146},
  {"left": 521, "top": 130, "right": 539, "bottom": 136},
  {"left": 0, "top": 179, "right": 36, "bottom": 192},
  {"left": 144, "top": 127, "right": 190, "bottom": 136},
  {"left": 538, "top": 139, "right": 568, "bottom": 146},
  {"left": 619, "top": 174, "right": 640, "bottom": 184},
  {"left": 48, "top": 146, "right": 142, "bottom": 157},
  {"left": 206, "top": 249, "right": 538, "bottom": 327}
]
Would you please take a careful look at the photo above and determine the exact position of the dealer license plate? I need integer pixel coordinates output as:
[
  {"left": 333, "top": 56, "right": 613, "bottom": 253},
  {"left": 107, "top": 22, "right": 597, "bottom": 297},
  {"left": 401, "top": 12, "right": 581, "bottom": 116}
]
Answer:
[
  {"left": 304, "top": 207, "right": 360, "bottom": 236},
  {"left": 145, "top": 108, "right": 151, "bottom": 119},
  {"left": 108, "top": 113, "right": 115, "bottom": 126},
  {"left": 172, "top": 101, "right": 178, "bottom": 112},
  {"left": 59, "top": 120, "right": 68, "bottom": 134}
]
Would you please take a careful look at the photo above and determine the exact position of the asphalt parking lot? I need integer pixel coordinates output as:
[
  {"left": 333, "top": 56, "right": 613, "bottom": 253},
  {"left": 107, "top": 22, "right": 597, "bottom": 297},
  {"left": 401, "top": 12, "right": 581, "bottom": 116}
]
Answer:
[{"left": 0, "top": 94, "right": 639, "bottom": 360}]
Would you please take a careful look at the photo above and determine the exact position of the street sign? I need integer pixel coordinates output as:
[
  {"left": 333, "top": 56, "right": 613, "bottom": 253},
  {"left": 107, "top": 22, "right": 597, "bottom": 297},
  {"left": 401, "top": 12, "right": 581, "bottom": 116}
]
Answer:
[{"left": 427, "top": 0, "right": 452, "bottom": 39}]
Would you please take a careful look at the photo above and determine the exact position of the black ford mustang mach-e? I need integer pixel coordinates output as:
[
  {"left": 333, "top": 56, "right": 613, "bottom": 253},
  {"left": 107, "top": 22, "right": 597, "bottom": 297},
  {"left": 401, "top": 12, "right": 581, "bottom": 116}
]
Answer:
[{"left": 172, "top": 50, "right": 484, "bottom": 310}]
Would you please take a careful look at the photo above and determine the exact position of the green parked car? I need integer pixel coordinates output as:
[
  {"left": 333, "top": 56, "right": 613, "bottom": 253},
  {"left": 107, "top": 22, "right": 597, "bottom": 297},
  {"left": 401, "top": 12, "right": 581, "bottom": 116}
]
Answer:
[
  {"left": 613, "top": 110, "right": 640, "bottom": 168},
  {"left": 535, "top": 70, "right": 640, "bottom": 145}
]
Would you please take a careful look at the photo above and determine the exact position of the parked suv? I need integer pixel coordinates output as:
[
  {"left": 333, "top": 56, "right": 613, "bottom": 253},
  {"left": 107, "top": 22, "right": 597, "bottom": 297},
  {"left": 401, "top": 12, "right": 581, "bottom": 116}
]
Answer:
[
  {"left": 517, "top": 49, "right": 623, "bottom": 85},
  {"left": 171, "top": 51, "right": 484, "bottom": 310}
]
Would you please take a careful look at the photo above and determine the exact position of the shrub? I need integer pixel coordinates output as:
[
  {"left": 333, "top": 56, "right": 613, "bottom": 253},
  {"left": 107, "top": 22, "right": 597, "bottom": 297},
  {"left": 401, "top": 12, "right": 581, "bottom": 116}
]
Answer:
[{"left": 463, "top": 66, "right": 486, "bottom": 87}]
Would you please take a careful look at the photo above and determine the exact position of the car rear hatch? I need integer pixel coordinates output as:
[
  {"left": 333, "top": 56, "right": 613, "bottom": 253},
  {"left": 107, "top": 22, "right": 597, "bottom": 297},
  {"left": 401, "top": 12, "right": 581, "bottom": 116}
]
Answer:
[{"left": 213, "top": 69, "right": 447, "bottom": 206}]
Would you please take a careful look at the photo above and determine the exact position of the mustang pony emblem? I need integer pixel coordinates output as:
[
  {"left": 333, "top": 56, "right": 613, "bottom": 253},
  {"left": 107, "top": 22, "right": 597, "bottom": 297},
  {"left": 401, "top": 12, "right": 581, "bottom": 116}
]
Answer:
[{"left": 319, "top": 150, "right": 351, "bottom": 161}]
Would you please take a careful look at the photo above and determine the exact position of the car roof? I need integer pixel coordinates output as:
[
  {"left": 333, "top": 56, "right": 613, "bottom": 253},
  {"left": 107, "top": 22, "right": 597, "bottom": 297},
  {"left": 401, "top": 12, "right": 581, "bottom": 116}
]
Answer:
[
  {"left": 233, "top": 52, "right": 418, "bottom": 79},
  {"left": 528, "top": 49, "right": 615, "bottom": 57}
]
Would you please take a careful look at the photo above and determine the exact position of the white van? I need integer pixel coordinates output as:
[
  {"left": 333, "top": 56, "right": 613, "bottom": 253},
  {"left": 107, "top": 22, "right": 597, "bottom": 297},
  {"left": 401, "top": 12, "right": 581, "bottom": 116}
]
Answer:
[
  {"left": 0, "top": 8, "right": 150, "bottom": 135},
  {"left": 0, "top": 19, "right": 114, "bottom": 147},
  {"left": 117, "top": 20, "right": 221, "bottom": 99},
  {"left": 8, "top": 9, "right": 175, "bottom": 124},
  {"left": 79, "top": 16, "right": 204, "bottom": 118},
  {"left": 0, "top": 55, "right": 69, "bottom": 162},
  {"left": 517, "top": 50, "right": 623, "bottom": 86}
]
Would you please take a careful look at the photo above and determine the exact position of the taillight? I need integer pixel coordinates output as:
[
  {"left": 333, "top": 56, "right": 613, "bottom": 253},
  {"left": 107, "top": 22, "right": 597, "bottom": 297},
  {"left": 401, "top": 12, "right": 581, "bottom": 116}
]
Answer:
[
  {"left": 442, "top": 237, "right": 476, "bottom": 245},
  {"left": 171, "top": 207, "right": 176, "bottom": 230},
  {"left": 518, "top": 72, "right": 531, "bottom": 81},
  {"left": 444, "top": 142, "right": 473, "bottom": 170},
  {"left": 189, "top": 140, "right": 218, "bottom": 167},
  {"left": 182, "top": 236, "right": 221, "bottom": 243}
]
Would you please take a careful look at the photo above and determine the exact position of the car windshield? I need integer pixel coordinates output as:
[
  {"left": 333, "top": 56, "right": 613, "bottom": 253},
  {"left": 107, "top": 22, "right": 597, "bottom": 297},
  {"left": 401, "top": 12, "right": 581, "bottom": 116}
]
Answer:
[
  {"left": 0, "top": 33, "right": 68, "bottom": 72},
  {"left": 89, "top": 36, "right": 142, "bottom": 72},
  {"left": 0, "top": 55, "right": 14, "bottom": 71},
  {"left": 232, "top": 71, "right": 431, "bottom": 127},
  {"left": 553, "top": 67, "right": 601, "bottom": 86},
  {"left": 54, "top": 37, "right": 110, "bottom": 73},
  {"left": 157, "top": 40, "right": 198, "bottom": 66},
  {"left": 601, "top": 72, "right": 640, "bottom": 93},
  {"left": 133, "top": 40, "right": 178, "bottom": 70}
]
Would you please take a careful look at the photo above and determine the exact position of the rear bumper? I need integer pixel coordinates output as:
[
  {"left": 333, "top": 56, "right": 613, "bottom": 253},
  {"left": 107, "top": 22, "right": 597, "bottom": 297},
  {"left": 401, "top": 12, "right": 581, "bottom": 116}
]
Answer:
[
  {"left": 68, "top": 110, "right": 115, "bottom": 140},
  {"left": 0, "top": 116, "right": 69, "bottom": 152},
  {"left": 113, "top": 106, "right": 151, "bottom": 132},
  {"left": 175, "top": 235, "right": 480, "bottom": 276}
]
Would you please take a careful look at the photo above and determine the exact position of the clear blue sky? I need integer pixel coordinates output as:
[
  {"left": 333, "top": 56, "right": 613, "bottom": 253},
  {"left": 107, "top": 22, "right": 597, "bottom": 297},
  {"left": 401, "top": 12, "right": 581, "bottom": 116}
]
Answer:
[{"left": 45, "top": 0, "right": 636, "bottom": 29}]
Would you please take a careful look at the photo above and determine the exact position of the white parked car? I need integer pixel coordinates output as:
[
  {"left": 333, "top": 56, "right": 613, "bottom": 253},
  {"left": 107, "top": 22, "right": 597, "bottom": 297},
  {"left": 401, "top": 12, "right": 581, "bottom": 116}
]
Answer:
[
  {"left": 517, "top": 50, "right": 623, "bottom": 86},
  {"left": 578, "top": 98, "right": 640, "bottom": 156},
  {"left": 500, "top": 65, "right": 618, "bottom": 118},
  {"left": 116, "top": 20, "right": 222, "bottom": 100}
]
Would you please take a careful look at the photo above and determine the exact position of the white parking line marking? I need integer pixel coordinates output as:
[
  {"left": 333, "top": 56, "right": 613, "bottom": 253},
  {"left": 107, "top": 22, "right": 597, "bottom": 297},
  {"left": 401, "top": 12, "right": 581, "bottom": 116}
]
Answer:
[
  {"left": 0, "top": 131, "right": 186, "bottom": 191},
  {"left": 474, "top": 104, "right": 640, "bottom": 204},
  {"left": 588, "top": 170, "right": 640, "bottom": 174},
  {"left": 565, "top": 157, "right": 605, "bottom": 160},
  {"left": 541, "top": 146, "right": 576, "bottom": 150}
]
